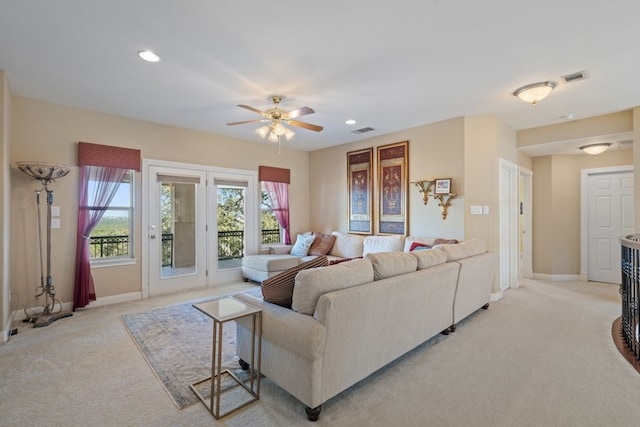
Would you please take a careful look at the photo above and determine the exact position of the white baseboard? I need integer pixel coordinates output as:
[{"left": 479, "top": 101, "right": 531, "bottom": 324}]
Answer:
[
  {"left": 532, "top": 272, "right": 582, "bottom": 282},
  {"left": 491, "top": 291, "right": 503, "bottom": 301},
  {"left": 7, "top": 292, "right": 142, "bottom": 325},
  {"left": 89, "top": 292, "right": 141, "bottom": 308}
]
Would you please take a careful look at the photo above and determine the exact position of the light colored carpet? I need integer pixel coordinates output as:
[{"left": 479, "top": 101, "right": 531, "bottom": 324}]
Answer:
[
  {"left": 2, "top": 279, "right": 640, "bottom": 426},
  {"left": 121, "top": 299, "right": 244, "bottom": 409}
]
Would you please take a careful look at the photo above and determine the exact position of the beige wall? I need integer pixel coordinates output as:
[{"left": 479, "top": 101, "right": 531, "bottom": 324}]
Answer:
[
  {"left": 517, "top": 110, "right": 633, "bottom": 147},
  {"left": 1, "top": 71, "right": 11, "bottom": 339},
  {"left": 532, "top": 149, "right": 633, "bottom": 275},
  {"left": 309, "top": 117, "right": 466, "bottom": 239},
  {"left": 9, "top": 96, "right": 310, "bottom": 310}
]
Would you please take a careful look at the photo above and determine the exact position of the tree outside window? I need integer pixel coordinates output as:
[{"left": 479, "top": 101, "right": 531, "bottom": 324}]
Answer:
[
  {"left": 89, "top": 171, "right": 134, "bottom": 260},
  {"left": 261, "top": 188, "right": 281, "bottom": 244}
]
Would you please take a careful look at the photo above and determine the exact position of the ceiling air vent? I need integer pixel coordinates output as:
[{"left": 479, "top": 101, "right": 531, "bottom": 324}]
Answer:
[
  {"left": 352, "top": 127, "right": 375, "bottom": 134},
  {"left": 561, "top": 70, "right": 590, "bottom": 83}
]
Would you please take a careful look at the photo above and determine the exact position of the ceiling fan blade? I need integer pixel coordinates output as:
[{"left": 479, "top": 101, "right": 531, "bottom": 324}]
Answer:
[
  {"left": 288, "top": 120, "right": 323, "bottom": 132},
  {"left": 237, "top": 104, "right": 264, "bottom": 115},
  {"left": 226, "top": 119, "right": 265, "bottom": 126},
  {"left": 285, "top": 106, "right": 315, "bottom": 119}
]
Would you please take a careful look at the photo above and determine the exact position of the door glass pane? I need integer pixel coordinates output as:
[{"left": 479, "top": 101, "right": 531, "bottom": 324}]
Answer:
[
  {"left": 161, "top": 181, "right": 197, "bottom": 278},
  {"left": 217, "top": 186, "right": 245, "bottom": 269}
]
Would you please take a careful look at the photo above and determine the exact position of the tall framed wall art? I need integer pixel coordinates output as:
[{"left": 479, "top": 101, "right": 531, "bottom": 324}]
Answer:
[
  {"left": 347, "top": 147, "right": 374, "bottom": 234},
  {"left": 377, "top": 141, "right": 409, "bottom": 235}
]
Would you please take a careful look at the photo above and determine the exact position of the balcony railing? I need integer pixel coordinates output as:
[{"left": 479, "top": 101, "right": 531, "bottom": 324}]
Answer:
[
  {"left": 619, "top": 234, "right": 640, "bottom": 366},
  {"left": 90, "top": 229, "right": 281, "bottom": 264}
]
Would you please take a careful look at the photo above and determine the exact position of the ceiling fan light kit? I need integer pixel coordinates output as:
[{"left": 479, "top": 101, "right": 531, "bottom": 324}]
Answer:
[
  {"left": 513, "top": 81, "right": 556, "bottom": 106},
  {"left": 227, "top": 95, "right": 323, "bottom": 152}
]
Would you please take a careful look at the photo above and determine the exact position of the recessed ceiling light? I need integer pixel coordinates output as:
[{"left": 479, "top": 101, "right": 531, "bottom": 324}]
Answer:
[
  {"left": 345, "top": 119, "right": 356, "bottom": 125},
  {"left": 138, "top": 50, "right": 160, "bottom": 63}
]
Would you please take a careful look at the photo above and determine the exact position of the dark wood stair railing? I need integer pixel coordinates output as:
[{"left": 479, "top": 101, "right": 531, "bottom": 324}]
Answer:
[{"left": 616, "top": 234, "right": 640, "bottom": 373}]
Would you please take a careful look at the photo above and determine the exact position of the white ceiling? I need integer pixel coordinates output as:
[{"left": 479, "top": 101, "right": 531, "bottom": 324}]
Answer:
[{"left": 1, "top": 1, "right": 639, "bottom": 154}]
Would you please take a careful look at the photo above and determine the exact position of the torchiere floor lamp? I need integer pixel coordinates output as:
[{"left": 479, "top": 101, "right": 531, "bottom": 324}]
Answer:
[{"left": 17, "top": 162, "right": 73, "bottom": 328}]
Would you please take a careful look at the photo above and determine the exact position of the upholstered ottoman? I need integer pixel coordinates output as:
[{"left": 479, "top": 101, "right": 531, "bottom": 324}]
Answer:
[{"left": 242, "top": 254, "right": 301, "bottom": 283}]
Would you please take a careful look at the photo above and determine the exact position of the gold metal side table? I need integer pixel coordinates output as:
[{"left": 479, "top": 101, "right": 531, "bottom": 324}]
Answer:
[{"left": 190, "top": 297, "right": 262, "bottom": 419}]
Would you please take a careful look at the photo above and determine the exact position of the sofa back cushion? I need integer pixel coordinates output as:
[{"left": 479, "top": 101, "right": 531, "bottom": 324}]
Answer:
[
  {"left": 365, "top": 252, "right": 417, "bottom": 280},
  {"left": 308, "top": 232, "right": 337, "bottom": 255},
  {"left": 330, "top": 232, "right": 365, "bottom": 258},
  {"left": 262, "top": 255, "right": 329, "bottom": 308},
  {"left": 409, "top": 248, "right": 447, "bottom": 269},
  {"left": 292, "top": 258, "right": 374, "bottom": 315},
  {"left": 438, "top": 238, "right": 486, "bottom": 261},
  {"left": 362, "top": 235, "right": 405, "bottom": 257}
]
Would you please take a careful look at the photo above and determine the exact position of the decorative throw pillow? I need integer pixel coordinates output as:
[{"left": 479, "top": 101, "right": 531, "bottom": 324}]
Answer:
[
  {"left": 308, "top": 233, "right": 337, "bottom": 255},
  {"left": 290, "top": 234, "right": 316, "bottom": 256},
  {"left": 409, "top": 242, "right": 431, "bottom": 251},
  {"left": 261, "top": 255, "right": 329, "bottom": 308}
]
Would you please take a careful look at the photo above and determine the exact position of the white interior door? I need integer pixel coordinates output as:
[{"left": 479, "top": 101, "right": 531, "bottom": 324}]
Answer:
[
  {"left": 587, "top": 169, "right": 634, "bottom": 283},
  {"left": 499, "top": 158, "right": 519, "bottom": 293},
  {"left": 519, "top": 167, "right": 533, "bottom": 279},
  {"left": 147, "top": 165, "right": 207, "bottom": 296}
]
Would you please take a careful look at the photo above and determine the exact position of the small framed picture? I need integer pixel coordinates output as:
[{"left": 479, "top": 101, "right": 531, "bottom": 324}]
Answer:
[{"left": 434, "top": 178, "right": 452, "bottom": 194}]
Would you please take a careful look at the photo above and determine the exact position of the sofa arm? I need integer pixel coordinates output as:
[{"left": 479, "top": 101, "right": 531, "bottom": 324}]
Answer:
[
  {"left": 268, "top": 244, "right": 293, "bottom": 255},
  {"left": 234, "top": 293, "right": 326, "bottom": 361}
]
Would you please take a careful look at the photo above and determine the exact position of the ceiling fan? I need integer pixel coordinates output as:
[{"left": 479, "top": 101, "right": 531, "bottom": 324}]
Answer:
[{"left": 227, "top": 95, "right": 323, "bottom": 143}]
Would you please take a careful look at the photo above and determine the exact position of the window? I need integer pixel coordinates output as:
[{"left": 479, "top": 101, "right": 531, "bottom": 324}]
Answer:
[
  {"left": 89, "top": 170, "right": 134, "bottom": 262},
  {"left": 261, "top": 187, "right": 281, "bottom": 244}
]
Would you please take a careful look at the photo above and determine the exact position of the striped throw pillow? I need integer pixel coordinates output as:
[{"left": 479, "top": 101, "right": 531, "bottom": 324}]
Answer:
[{"left": 262, "top": 255, "right": 329, "bottom": 308}]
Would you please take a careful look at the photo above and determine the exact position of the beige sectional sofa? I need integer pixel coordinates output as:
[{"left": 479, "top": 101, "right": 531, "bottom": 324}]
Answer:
[
  {"left": 241, "top": 232, "right": 406, "bottom": 282},
  {"left": 234, "top": 238, "right": 495, "bottom": 421}
]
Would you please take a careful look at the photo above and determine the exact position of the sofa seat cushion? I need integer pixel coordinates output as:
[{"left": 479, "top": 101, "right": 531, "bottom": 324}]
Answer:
[
  {"left": 262, "top": 255, "right": 329, "bottom": 308},
  {"left": 292, "top": 258, "right": 374, "bottom": 315},
  {"left": 410, "top": 248, "right": 447, "bottom": 269},
  {"left": 242, "top": 254, "right": 301, "bottom": 271},
  {"left": 365, "top": 252, "right": 418, "bottom": 280}
]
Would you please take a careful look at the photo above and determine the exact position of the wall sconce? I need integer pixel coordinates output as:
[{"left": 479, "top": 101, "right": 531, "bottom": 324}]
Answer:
[
  {"left": 579, "top": 143, "right": 611, "bottom": 156},
  {"left": 433, "top": 193, "right": 456, "bottom": 220},
  {"left": 413, "top": 178, "right": 456, "bottom": 220},
  {"left": 411, "top": 180, "right": 434, "bottom": 205}
]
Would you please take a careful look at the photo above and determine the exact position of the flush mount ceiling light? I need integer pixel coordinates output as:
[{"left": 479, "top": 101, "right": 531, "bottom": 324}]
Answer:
[
  {"left": 138, "top": 49, "right": 160, "bottom": 62},
  {"left": 580, "top": 143, "right": 611, "bottom": 156},
  {"left": 513, "top": 81, "right": 556, "bottom": 107}
]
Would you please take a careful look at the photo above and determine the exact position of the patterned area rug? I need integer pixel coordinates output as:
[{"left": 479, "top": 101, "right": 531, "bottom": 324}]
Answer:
[{"left": 121, "top": 299, "right": 246, "bottom": 409}]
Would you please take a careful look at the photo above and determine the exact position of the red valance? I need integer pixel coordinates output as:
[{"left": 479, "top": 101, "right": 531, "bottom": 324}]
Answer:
[
  {"left": 259, "top": 165, "right": 290, "bottom": 184},
  {"left": 77, "top": 142, "right": 141, "bottom": 171}
]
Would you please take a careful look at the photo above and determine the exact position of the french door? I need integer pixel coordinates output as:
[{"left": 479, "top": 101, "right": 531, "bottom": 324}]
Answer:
[
  {"left": 143, "top": 160, "right": 258, "bottom": 297},
  {"left": 147, "top": 165, "right": 208, "bottom": 295}
]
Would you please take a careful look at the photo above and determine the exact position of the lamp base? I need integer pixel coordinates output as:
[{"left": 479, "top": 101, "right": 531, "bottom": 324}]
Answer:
[{"left": 26, "top": 311, "right": 73, "bottom": 328}]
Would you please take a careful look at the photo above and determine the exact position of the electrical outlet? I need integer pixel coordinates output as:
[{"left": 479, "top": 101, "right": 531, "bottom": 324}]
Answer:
[{"left": 51, "top": 218, "right": 61, "bottom": 229}]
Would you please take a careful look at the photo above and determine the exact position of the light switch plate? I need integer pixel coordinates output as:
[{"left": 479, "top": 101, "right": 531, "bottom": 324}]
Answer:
[
  {"left": 51, "top": 206, "right": 60, "bottom": 216},
  {"left": 470, "top": 205, "right": 482, "bottom": 215},
  {"left": 482, "top": 205, "right": 490, "bottom": 215},
  {"left": 51, "top": 218, "right": 61, "bottom": 229}
]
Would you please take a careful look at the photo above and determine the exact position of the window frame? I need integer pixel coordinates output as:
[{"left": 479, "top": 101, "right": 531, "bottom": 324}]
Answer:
[
  {"left": 260, "top": 186, "right": 282, "bottom": 245},
  {"left": 89, "top": 169, "right": 136, "bottom": 267}
]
